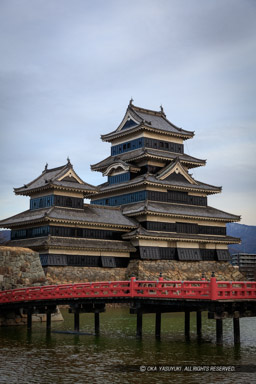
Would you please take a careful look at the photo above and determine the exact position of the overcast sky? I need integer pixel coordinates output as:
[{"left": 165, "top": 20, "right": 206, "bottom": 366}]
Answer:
[{"left": 0, "top": 0, "right": 255, "bottom": 225}]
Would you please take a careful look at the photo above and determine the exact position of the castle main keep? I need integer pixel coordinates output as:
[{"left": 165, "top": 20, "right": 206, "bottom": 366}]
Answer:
[{"left": 0, "top": 102, "right": 241, "bottom": 280}]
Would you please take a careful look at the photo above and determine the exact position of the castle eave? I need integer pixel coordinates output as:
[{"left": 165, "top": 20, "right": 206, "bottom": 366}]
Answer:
[
  {"left": 127, "top": 210, "right": 240, "bottom": 223},
  {"left": 122, "top": 229, "right": 240, "bottom": 244},
  {"left": 0, "top": 205, "right": 138, "bottom": 230},
  {"left": 8, "top": 236, "right": 136, "bottom": 253},
  {"left": 95, "top": 174, "right": 221, "bottom": 196},
  {"left": 14, "top": 183, "right": 98, "bottom": 197},
  {"left": 122, "top": 202, "right": 241, "bottom": 223},
  {"left": 101, "top": 124, "right": 194, "bottom": 143},
  {"left": 91, "top": 149, "right": 206, "bottom": 172}
]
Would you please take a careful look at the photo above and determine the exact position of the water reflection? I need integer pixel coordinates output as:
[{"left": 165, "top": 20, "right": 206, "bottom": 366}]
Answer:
[{"left": 0, "top": 308, "right": 255, "bottom": 383}]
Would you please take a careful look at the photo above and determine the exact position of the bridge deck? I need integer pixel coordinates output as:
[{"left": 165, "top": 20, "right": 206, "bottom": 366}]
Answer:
[{"left": 0, "top": 277, "right": 255, "bottom": 315}]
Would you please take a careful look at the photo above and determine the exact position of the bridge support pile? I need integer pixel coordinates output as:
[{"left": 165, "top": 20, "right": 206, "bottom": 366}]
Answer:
[{"left": 69, "top": 303, "right": 105, "bottom": 334}]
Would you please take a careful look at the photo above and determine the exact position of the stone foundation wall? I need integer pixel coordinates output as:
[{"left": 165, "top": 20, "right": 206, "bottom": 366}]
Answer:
[
  {"left": 126, "top": 260, "right": 245, "bottom": 281},
  {"left": 45, "top": 260, "right": 245, "bottom": 285},
  {"left": 0, "top": 246, "right": 245, "bottom": 325},
  {"left": 0, "top": 246, "right": 52, "bottom": 326},
  {"left": 0, "top": 246, "right": 242, "bottom": 287},
  {"left": 0, "top": 246, "right": 47, "bottom": 290},
  {"left": 45, "top": 266, "right": 127, "bottom": 284},
  {"left": 0, "top": 308, "right": 63, "bottom": 327}
]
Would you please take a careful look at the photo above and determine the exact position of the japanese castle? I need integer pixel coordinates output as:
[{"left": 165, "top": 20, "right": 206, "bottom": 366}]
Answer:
[{"left": 0, "top": 101, "right": 240, "bottom": 268}]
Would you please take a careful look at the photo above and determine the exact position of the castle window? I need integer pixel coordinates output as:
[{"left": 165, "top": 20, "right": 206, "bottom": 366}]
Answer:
[
  {"left": 30, "top": 195, "right": 54, "bottom": 210},
  {"left": 66, "top": 197, "right": 72, "bottom": 207},
  {"left": 91, "top": 190, "right": 146, "bottom": 206}
]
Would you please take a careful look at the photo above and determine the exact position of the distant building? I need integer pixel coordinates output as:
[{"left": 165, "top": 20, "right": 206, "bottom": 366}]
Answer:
[
  {"left": 0, "top": 101, "right": 240, "bottom": 268},
  {"left": 231, "top": 253, "right": 256, "bottom": 280}
]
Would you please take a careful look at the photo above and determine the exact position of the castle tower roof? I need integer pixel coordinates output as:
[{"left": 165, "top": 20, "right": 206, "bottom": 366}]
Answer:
[
  {"left": 101, "top": 101, "right": 194, "bottom": 142},
  {"left": 14, "top": 160, "right": 97, "bottom": 196}
]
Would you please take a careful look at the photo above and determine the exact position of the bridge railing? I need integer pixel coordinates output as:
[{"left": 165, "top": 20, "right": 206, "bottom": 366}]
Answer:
[
  {"left": 132, "top": 280, "right": 210, "bottom": 299},
  {"left": 0, "top": 278, "right": 256, "bottom": 304},
  {"left": 0, "top": 281, "right": 133, "bottom": 304},
  {"left": 215, "top": 281, "right": 256, "bottom": 300}
]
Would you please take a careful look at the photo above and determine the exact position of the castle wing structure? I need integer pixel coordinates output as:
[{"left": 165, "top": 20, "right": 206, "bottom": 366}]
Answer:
[
  {"left": 0, "top": 160, "right": 137, "bottom": 268},
  {"left": 90, "top": 101, "right": 240, "bottom": 262}
]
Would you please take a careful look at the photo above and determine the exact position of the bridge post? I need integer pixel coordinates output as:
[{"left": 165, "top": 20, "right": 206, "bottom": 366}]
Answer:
[
  {"left": 130, "top": 276, "right": 136, "bottom": 297},
  {"left": 210, "top": 272, "right": 218, "bottom": 300},
  {"left": 46, "top": 312, "right": 51, "bottom": 330},
  {"left": 155, "top": 312, "right": 161, "bottom": 339},
  {"left": 196, "top": 311, "right": 202, "bottom": 337},
  {"left": 216, "top": 318, "right": 223, "bottom": 344},
  {"left": 74, "top": 311, "right": 80, "bottom": 332},
  {"left": 136, "top": 312, "right": 143, "bottom": 338},
  {"left": 185, "top": 311, "right": 190, "bottom": 340},
  {"left": 95, "top": 312, "right": 100, "bottom": 335},
  {"left": 233, "top": 317, "right": 240, "bottom": 344},
  {"left": 27, "top": 311, "right": 32, "bottom": 330}
]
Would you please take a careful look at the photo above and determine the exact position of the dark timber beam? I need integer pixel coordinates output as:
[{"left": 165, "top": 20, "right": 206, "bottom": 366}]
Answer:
[
  {"left": 95, "top": 313, "right": 100, "bottom": 336},
  {"left": 74, "top": 312, "right": 80, "bottom": 332},
  {"left": 136, "top": 313, "right": 143, "bottom": 338},
  {"left": 27, "top": 311, "right": 32, "bottom": 330},
  {"left": 196, "top": 311, "right": 202, "bottom": 337},
  {"left": 216, "top": 319, "right": 223, "bottom": 344},
  {"left": 46, "top": 312, "right": 51, "bottom": 330},
  {"left": 155, "top": 312, "right": 161, "bottom": 339},
  {"left": 233, "top": 317, "right": 240, "bottom": 344},
  {"left": 185, "top": 311, "right": 190, "bottom": 340}
]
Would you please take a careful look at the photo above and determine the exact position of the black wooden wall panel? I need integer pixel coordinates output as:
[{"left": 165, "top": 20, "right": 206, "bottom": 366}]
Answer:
[
  {"left": 49, "top": 226, "right": 123, "bottom": 240},
  {"left": 140, "top": 247, "right": 160, "bottom": 260},
  {"left": 40, "top": 254, "right": 129, "bottom": 267},
  {"left": 216, "top": 250, "right": 231, "bottom": 261},
  {"left": 140, "top": 221, "right": 226, "bottom": 236},
  {"left": 54, "top": 195, "right": 83, "bottom": 209},
  {"left": 101, "top": 256, "right": 117, "bottom": 268},
  {"left": 147, "top": 190, "right": 207, "bottom": 206},
  {"left": 177, "top": 248, "right": 202, "bottom": 261},
  {"left": 159, "top": 247, "right": 177, "bottom": 260},
  {"left": 200, "top": 249, "right": 217, "bottom": 261}
]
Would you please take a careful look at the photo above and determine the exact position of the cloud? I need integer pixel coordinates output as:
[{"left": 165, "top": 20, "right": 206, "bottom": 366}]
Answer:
[{"left": 0, "top": 0, "right": 255, "bottom": 224}]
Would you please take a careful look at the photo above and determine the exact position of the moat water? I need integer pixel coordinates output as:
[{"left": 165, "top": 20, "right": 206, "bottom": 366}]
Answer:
[{"left": 0, "top": 308, "right": 255, "bottom": 384}]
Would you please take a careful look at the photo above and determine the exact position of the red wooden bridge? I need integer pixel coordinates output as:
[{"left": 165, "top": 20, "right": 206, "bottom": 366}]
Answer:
[
  {"left": 1, "top": 276, "right": 256, "bottom": 304},
  {"left": 1, "top": 276, "right": 256, "bottom": 344}
]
